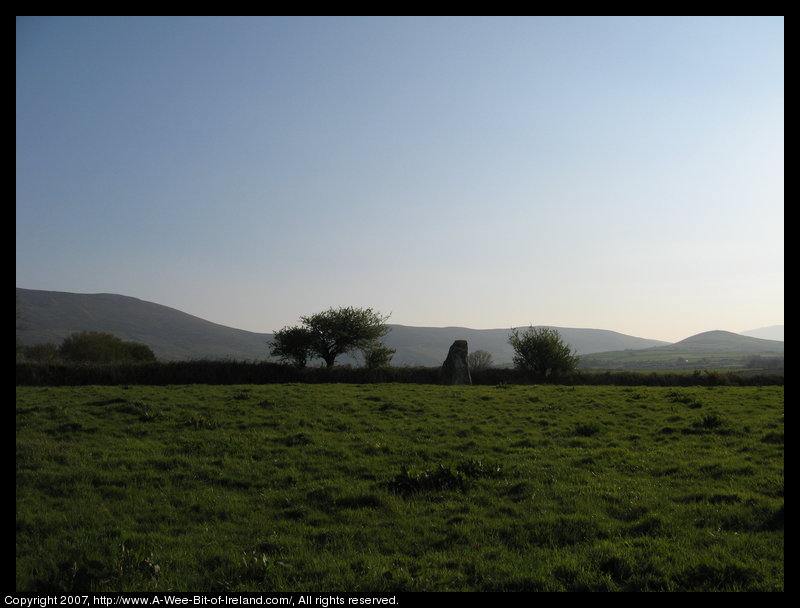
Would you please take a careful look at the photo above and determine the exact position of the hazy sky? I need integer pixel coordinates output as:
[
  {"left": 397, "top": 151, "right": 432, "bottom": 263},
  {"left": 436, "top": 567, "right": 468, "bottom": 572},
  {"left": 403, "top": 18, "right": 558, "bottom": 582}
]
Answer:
[{"left": 16, "top": 16, "right": 783, "bottom": 343}]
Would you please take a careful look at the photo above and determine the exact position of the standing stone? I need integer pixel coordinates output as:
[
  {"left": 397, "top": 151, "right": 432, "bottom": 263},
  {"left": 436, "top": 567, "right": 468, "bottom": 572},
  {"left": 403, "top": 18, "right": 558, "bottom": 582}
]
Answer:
[{"left": 441, "top": 340, "right": 472, "bottom": 385}]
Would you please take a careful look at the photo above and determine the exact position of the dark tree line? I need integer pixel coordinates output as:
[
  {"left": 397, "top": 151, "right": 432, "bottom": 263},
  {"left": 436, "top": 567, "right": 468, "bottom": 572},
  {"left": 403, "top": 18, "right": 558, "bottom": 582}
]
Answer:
[{"left": 17, "top": 331, "right": 156, "bottom": 363}]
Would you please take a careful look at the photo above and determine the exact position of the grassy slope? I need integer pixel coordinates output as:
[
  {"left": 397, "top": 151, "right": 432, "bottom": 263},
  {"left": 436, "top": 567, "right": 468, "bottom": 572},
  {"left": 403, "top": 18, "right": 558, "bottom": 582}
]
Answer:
[
  {"left": 580, "top": 331, "right": 784, "bottom": 371},
  {"left": 16, "top": 384, "right": 784, "bottom": 592},
  {"left": 16, "top": 288, "right": 271, "bottom": 361}
]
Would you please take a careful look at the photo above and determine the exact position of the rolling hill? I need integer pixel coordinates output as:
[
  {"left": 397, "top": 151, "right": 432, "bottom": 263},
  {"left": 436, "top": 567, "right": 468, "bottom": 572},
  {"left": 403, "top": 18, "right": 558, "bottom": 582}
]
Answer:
[
  {"left": 740, "top": 325, "right": 784, "bottom": 341},
  {"left": 579, "top": 330, "right": 784, "bottom": 371},
  {"left": 660, "top": 330, "right": 784, "bottom": 353},
  {"left": 15, "top": 288, "right": 270, "bottom": 361},
  {"left": 382, "top": 325, "right": 668, "bottom": 367},
  {"left": 16, "top": 288, "right": 670, "bottom": 365}
]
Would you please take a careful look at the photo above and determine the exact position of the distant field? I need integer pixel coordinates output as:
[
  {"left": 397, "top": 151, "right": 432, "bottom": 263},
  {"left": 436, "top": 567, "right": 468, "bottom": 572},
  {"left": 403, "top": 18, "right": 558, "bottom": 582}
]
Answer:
[
  {"left": 16, "top": 383, "right": 784, "bottom": 591},
  {"left": 578, "top": 330, "right": 783, "bottom": 372},
  {"left": 579, "top": 350, "right": 784, "bottom": 372}
]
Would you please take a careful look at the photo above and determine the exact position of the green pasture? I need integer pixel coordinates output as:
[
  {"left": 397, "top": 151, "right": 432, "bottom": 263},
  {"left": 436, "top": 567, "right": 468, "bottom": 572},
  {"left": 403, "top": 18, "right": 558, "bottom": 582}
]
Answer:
[
  {"left": 16, "top": 383, "right": 784, "bottom": 591},
  {"left": 579, "top": 349, "right": 784, "bottom": 371}
]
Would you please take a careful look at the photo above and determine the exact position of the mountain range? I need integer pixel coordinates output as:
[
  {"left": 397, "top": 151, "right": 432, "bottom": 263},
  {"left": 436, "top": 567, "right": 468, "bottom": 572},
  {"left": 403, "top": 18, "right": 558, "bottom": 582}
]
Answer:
[{"left": 15, "top": 288, "right": 783, "bottom": 367}]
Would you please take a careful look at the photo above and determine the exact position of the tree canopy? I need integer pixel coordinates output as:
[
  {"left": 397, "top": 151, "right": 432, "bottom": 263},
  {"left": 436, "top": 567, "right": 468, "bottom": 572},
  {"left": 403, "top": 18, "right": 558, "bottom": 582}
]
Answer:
[
  {"left": 270, "top": 306, "right": 391, "bottom": 368},
  {"left": 269, "top": 326, "right": 316, "bottom": 368},
  {"left": 508, "top": 326, "right": 579, "bottom": 379}
]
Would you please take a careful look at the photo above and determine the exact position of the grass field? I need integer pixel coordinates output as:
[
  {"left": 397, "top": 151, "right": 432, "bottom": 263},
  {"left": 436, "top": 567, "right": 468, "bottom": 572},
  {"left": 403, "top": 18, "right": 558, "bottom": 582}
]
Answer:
[
  {"left": 16, "top": 383, "right": 784, "bottom": 592},
  {"left": 578, "top": 349, "right": 784, "bottom": 372}
]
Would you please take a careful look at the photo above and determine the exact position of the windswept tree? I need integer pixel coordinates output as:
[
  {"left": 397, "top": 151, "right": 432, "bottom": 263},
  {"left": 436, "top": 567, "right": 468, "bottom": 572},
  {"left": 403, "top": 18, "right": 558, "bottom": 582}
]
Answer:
[
  {"left": 269, "top": 326, "right": 316, "bottom": 368},
  {"left": 508, "top": 326, "right": 579, "bottom": 380},
  {"left": 302, "top": 306, "right": 391, "bottom": 368},
  {"left": 271, "top": 306, "right": 391, "bottom": 369}
]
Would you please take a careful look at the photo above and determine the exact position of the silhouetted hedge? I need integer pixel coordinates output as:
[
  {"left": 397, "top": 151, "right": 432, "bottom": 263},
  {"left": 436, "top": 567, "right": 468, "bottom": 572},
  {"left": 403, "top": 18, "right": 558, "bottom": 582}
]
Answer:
[{"left": 16, "top": 360, "right": 783, "bottom": 386}]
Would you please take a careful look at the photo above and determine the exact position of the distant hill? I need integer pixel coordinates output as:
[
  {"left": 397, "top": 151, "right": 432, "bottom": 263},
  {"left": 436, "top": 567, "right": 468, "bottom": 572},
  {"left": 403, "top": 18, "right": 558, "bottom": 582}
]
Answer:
[
  {"left": 663, "top": 330, "right": 784, "bottom": 353},
  {"left": 580, "top": 330, "right": 784, "bottom": 371},
  {"left": 16, "top": 288, "right": 270, "bottom": 361},
  {"left": 383, "top": 325, "right": 668, "bottom": 367},
  {"left": 16, "top": 288, "right": 669, "bottom": 365},
  {"left": 740, "top": 325, "right": 784, "bottom": 341}
]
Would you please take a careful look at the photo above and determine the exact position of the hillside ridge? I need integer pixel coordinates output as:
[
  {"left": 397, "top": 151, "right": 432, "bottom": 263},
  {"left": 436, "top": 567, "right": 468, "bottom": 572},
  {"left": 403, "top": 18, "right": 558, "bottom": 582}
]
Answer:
[{"left": 17, "top": 288, "right": 779, "bottom": 366}]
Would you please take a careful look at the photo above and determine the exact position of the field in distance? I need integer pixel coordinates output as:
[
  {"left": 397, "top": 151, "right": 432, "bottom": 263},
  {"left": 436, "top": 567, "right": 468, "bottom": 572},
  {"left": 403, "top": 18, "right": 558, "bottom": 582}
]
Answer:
[
  {"left": 579, "top": 331, "right": 784, "bottom": 372},
  {"left": 16, "top": 383, "right": 784, "bottom": 591}
]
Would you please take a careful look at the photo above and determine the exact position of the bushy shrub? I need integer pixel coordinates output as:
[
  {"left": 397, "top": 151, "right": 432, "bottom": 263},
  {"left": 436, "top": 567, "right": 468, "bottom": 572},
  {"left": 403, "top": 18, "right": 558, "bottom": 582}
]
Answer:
[
  {"left": 363, "top": 344, "right": 396, "bottom": 369},
  {"left": 58, "top": 331, "right": 156, "bottom": 363},
  {"left": 508, "top": 327, "right": 579, "bottom": 380},
  {"left": 573, "top": 422, "right": 602, "bottom": 437},
  {"left": 385, "top": 460, "right": 503, "bottom": 496}
]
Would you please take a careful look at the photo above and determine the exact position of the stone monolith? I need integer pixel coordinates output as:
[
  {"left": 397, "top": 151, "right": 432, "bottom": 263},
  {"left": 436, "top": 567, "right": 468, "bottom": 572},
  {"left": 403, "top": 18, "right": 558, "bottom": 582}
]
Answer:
[{"left": 441, "top": 340, "right": 472, "bottom": 385}]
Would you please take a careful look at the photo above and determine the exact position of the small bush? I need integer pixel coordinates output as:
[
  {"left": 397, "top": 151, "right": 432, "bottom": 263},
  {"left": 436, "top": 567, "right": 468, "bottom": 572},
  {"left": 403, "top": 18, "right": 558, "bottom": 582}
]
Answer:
[
  {"left": 385, "top": 459, "right": 503, "bottom": 496},
  {"left": 573, "top": 422, "right": 602, "bottom": 437},
  {"left": 696, "top": 413, "right": 725, "bottom": 430},
  {"left": 508, "top": 327, "right": 579, "bottom": 380},
  {"left": 184, "top": 416, "right": 217, "bottom": 430},
  {"left": 59, "top": 331, "right": 156, "bottom": 363}
]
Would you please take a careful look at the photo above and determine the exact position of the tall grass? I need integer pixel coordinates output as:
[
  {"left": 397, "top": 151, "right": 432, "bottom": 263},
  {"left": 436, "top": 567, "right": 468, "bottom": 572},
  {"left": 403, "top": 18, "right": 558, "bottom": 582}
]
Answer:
[{"left": 16, "top": 383, "right": 783, "bottom": 591}]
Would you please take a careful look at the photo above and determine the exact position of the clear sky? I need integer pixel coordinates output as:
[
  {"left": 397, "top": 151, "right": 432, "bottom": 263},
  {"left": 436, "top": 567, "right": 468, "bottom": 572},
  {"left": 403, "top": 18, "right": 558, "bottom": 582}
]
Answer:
[{"left": 16, "top": 16, "right": 783, "bottom": 343}]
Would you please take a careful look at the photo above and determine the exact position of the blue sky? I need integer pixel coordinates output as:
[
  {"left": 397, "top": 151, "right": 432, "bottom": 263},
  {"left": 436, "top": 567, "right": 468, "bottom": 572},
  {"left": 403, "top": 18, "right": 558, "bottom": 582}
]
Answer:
[{"left": 16, "top": 16, "right": 783, "bottom": 342}]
